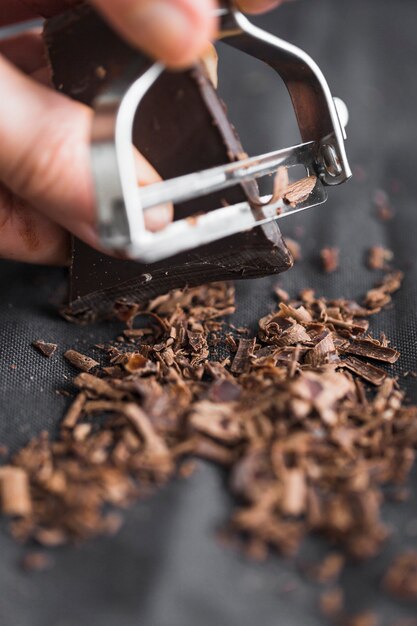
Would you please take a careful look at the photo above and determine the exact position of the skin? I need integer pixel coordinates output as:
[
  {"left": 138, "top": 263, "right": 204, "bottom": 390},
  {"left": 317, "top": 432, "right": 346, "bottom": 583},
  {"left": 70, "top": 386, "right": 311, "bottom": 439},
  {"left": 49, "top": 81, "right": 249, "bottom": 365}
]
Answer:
[{"left": 0, "top": 0, "right": 284, "bottom": 265}]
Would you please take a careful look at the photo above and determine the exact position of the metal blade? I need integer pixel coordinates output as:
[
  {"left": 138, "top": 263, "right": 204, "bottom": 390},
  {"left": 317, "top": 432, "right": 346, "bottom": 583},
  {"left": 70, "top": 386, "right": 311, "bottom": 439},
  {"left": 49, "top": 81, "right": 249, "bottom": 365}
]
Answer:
[
  {"left": 139, "top": 141, "right": 318, "bottom": 211},
  {"left": 130, "top": 176, "right": 327, "bottom": 263}
]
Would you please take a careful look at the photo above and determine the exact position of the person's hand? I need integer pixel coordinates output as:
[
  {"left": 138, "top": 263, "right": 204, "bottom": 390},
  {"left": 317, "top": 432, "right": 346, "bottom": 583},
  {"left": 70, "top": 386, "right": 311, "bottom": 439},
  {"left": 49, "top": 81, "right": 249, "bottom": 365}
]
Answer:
[
  {"left": 0, "top": 0, "right": 284, "bottom": 265},
  {"left": 90, "top": 0, "right": 285, "bottom": 67}
]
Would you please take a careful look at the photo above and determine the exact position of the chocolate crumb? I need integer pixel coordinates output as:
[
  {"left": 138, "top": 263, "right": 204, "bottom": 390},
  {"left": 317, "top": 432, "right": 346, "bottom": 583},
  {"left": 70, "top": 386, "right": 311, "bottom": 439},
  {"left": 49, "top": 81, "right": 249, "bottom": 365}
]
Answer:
[
  {"left": 320, "top": 247, "right": 340, "bottom": 273},
  {"left": 374, "top": 189, "right": 394, "bottom": 221},
  {"left": 383, "top": 551, "right": 417, "bottom": 600},
  {"left": 319, "top": 587, "right": 344, "bottom": 618},
  {"left": 21, "top": 551, "right": 54, "bottom": 572}
]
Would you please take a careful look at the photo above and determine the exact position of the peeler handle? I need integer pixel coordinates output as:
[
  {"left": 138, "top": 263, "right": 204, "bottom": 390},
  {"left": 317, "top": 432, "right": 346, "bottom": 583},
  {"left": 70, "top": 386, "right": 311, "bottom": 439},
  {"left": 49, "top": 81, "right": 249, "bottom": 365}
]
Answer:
[
  {"left": 90, "top": 1, "right": 351, "bottom": 258},
  {"left": 91, "top": 62, "right": 163, "bottom": 249},
  {"left": 217, "top": 2, "right": 351, "bottom": 186}
]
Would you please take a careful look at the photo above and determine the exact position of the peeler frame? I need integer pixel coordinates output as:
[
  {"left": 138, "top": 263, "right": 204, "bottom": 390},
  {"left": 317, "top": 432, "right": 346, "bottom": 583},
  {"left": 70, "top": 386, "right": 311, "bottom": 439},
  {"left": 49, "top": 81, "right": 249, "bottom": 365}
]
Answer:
[{"left": 91, "top": 3, "right": 352, "bottom": 262}]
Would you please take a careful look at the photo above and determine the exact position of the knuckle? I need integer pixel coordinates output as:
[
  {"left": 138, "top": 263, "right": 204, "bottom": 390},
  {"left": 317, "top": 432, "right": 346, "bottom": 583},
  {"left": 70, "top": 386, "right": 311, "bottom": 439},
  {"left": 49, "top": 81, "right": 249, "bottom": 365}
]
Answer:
[
  {"left": 6, "top": 104, "right": 91, "bottom": 210},
  {"left": 13, "top": 124, "right": 77, "bottom": 203}
]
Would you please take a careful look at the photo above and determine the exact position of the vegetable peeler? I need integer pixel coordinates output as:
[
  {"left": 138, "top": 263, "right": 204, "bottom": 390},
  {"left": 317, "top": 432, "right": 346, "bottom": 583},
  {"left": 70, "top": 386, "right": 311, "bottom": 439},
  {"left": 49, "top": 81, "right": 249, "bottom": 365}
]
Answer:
[{"left": 91, "top": 2, "right": 351, "bottom": 264}]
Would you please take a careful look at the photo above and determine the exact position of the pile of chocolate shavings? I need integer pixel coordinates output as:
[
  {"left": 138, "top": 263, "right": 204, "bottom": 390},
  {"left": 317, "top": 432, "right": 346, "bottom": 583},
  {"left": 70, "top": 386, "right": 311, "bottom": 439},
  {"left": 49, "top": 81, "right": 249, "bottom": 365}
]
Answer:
[{"left": 1, "top": 273, "right": 417, "bottom": 595}]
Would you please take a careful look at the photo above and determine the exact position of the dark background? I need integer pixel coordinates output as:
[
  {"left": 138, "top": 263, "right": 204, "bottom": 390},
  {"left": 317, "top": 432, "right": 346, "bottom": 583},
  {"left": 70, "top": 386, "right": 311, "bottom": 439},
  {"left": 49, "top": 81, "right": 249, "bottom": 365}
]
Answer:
[{"left": 1, "top": 0, "right": 417, "bottom": 624}]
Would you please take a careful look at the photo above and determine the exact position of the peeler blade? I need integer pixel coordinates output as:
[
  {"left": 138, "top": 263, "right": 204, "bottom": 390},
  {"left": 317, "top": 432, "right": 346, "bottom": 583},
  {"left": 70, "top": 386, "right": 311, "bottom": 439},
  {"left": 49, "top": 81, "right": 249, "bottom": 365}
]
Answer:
[
  {"left": 128, "top": 165, "right": 328, "bottom": 263},
  {"left": 139, "top": 141, "right": 318, "bottom": 212}
]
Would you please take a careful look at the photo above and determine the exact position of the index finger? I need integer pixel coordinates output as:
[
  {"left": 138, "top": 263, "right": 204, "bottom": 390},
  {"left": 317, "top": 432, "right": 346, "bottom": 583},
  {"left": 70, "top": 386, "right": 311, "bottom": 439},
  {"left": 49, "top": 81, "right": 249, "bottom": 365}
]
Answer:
[{"left": 90, "top": 0, "right": 217, "bottom": 68}]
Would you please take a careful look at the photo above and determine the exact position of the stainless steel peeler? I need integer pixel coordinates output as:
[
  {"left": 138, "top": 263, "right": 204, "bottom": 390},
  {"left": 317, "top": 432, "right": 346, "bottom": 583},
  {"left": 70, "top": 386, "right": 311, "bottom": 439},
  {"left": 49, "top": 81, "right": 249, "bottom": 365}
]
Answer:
[{"left": 91, "top": 3, "right": 352, "bottom": 263}]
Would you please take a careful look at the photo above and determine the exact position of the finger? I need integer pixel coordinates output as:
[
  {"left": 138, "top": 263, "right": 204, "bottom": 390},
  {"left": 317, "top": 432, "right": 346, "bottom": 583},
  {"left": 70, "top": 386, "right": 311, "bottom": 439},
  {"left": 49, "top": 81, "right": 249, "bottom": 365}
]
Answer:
[
  {"left": 30, "top": 66, "right": 52, "bottom": 86},
  {"left": 134, "top": 150, "right": 173, "bottom": 232},
  {"left": 0, "top": 55, "right": 95, "bottom": 240},
  {"left": 0, "top": 31, "right": 45, "bottom": 74},
  {"left": 237, "top": 0, "right": 285, "bottom": 14},
  {"left": 0, "top": 184, "right": 70, "bottom": 265},
  {"left": 0, "top": 57, "right": 172, "bottom": 250},
  {"left": 91, "top": 0, "right": 217, "bottom": 68}
]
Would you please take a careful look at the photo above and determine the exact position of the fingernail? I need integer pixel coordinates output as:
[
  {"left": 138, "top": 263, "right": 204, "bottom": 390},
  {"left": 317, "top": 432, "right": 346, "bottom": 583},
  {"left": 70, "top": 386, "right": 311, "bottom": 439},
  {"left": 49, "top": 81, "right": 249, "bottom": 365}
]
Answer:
[
  {"left": 145, "top": 203, "right": 173, "bottom": 232},
  {"left": 129, "top": 1, "right": 192, "bottom": 63},
  {"left": 238, "top": 0, "right": 283, "bottom": 14}
]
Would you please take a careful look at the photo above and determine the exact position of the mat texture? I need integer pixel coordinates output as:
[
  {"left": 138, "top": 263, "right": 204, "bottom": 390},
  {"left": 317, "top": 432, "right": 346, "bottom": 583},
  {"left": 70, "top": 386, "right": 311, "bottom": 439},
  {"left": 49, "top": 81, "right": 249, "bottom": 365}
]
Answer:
[{"left": 0, "top": 1, "right": 417, "bottom": 624}]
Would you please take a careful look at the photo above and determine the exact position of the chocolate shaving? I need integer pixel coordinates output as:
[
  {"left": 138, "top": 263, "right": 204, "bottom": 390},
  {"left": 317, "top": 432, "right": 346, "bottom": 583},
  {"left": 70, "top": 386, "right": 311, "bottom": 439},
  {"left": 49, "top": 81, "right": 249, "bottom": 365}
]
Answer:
[
  {"left": 341, "top": 356, "right": 388, "bottom": 386},
  {"left": 64, "top": 350, "right": 100, "bottom": 372},
  {"left": 0, "top": 467, "right": 32, "bottom": 517},
  {"left": 274, "top": 286, "right": 290, "bottom": 303},
  {"left": 364, "top": 271, "right": 404, "bottom": 311},
  {"left": 73, "top": 372, "right": 125, "bottom": 399},
  {"left": 231, "top": 338, "right": 255, "bottom": 374},
  {"left": 284, "top": 176, "right": 317, "bottom": 207},
  {"left": 305, "top": 330, "right": 338, "bottom": 367},
  {"left": 32, "top": 340, "right": 57, "bottom": 358},
  {"left": 281, "top": 468, "right": 307, "bottom": 516},
  {"left": 122, "top": 353, "right": 158, "bottom": 375},
  {"left": 383, "top": 551, "right": 417, "bottom": 600},
  {"left": 61, "top": 392, "right": 87, "bottom": 429},
  {"left": 193, "top": 437, "right": 236, "bottom": 466},
  {"left": 341, "top": 339, "right": 400, "bottom": 364},
  {"left": 208, "top": 379, "right": 241, "bottom": 403},
  {"left": 367, "top": 246, "right": 393, "bottom": 271},
  {"left": 271, "top": 166, "right": 290, "bottom": 206},
  {"left": 190, "top": 401, "right": 242, "bottom": 444}
]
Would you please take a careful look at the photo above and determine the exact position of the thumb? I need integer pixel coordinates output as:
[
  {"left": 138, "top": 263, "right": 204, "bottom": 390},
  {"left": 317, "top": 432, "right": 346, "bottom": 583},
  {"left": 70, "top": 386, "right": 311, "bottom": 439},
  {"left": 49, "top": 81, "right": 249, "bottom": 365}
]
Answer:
[
  {"left": 0, "top": 56, "right": 95, "bottom": 237},
  {"left": 91, "top": 0, "right": 217, "bottom": 68},
  {"left": 0, "top": 56, "right": 172, "bottom": 252}
]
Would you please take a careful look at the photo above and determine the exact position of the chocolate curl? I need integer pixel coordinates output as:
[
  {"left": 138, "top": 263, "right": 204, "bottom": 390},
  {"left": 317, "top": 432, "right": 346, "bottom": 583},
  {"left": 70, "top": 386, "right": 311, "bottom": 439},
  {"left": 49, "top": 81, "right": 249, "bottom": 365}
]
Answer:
[{"left": 0, "top": 466, "right": 32, "bottom": 517}]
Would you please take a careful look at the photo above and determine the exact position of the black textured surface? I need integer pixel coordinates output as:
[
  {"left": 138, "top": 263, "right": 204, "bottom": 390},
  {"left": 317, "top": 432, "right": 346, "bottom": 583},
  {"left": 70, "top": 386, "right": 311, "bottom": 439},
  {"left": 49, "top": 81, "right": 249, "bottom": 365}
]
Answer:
[{"left": 1, "top": 1, "right": 417, "bottom": 624}]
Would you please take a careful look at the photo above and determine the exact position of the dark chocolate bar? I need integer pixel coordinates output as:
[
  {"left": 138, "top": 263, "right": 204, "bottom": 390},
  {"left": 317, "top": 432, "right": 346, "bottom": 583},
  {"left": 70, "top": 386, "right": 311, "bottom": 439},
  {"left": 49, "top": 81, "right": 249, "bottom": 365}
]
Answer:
[{"left": 44, "top": 4, "right": 292, "bottom": 322}]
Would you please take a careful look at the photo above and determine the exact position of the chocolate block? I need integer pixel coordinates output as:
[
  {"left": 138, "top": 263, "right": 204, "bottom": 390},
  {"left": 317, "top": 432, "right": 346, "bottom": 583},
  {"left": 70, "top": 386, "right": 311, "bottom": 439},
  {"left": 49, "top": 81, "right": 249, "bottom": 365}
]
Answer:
[{"left": 44, "top": 4, "right": 292, "bottom": 322}]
